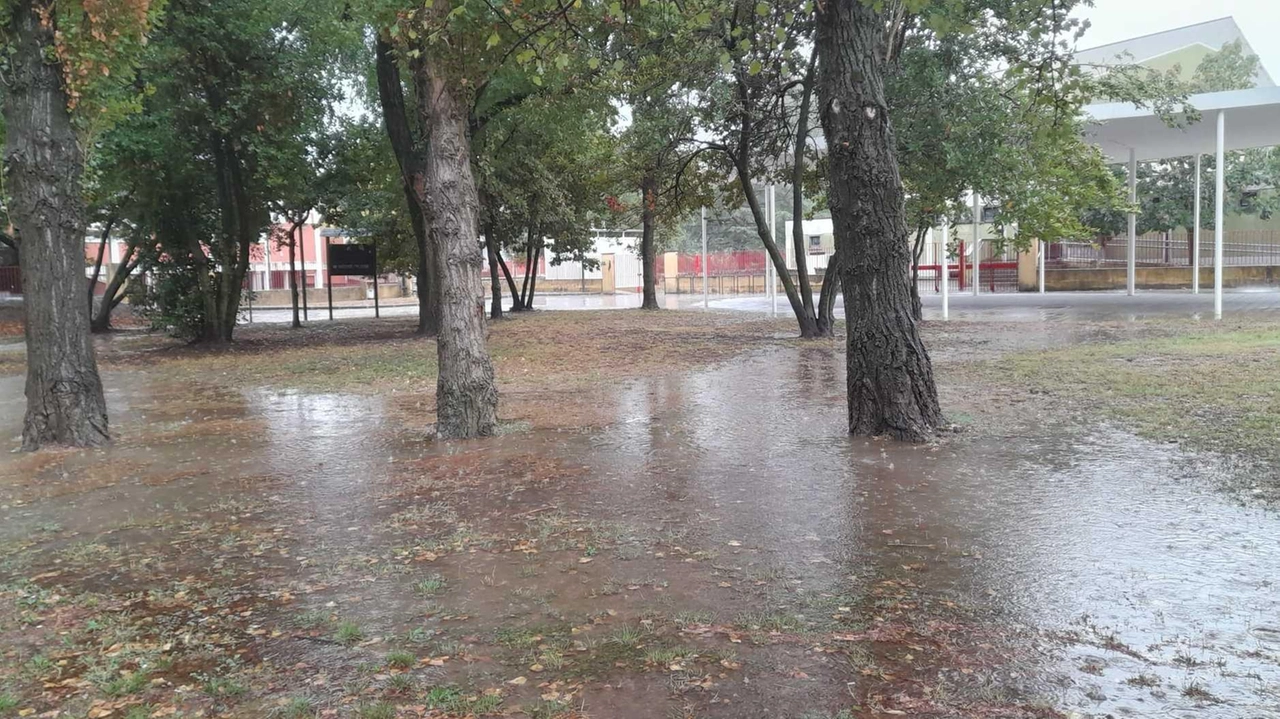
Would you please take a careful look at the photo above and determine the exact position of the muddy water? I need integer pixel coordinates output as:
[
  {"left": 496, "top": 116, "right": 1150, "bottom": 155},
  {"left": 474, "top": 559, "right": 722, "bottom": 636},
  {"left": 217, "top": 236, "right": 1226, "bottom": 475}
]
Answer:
[{"left": 2, "top": 345, "right": 1278, "bottom": 718}]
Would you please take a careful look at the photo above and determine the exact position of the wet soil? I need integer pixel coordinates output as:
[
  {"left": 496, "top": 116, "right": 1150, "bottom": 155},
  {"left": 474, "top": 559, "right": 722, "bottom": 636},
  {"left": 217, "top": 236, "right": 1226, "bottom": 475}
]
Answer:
[{"left": 1, "top": 311, "right": 1278, "bottom": 719}]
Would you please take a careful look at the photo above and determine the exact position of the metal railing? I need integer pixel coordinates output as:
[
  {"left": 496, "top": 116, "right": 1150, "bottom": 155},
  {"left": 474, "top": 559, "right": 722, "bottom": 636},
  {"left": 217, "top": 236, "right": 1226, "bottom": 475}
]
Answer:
[
  {"left": 0, "top": 266, "right": 20, "bottom": 295},
  {"left": 1050, "top": 232, "right": 1280, "bottom": 268}
]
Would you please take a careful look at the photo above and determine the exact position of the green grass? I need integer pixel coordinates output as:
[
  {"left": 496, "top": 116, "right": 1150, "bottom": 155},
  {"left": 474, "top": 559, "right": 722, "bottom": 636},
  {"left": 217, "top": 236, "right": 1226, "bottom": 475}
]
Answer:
[
  {"left": 0, "top": 693, "right": 17, "bottom": 712},
  {"left": 102, "top": 671, "right": 150, "bottom": 697},
  {"left": 271, "top": 697, "right": 317, "bottom": 718},
  {"left": 1003, "top": 327, "right": 1280, "bottom": 476},
  {"left": 199, "top": 674, "right": 247, "bottom": 699},
  {"left": 413, "top": 573, "right": 447, "bottom": 595},
  {"left": 357, "top": 701, "right": 397, "bottom": 719},
  {"left": 385, "top": 651, "right": 416, "bottom": 669},
  {"left": 424, "top": 685, "right": 503, "bottom": 714},
  {"left": 334, "top": 621, "right": 364, "bottom": 646}
]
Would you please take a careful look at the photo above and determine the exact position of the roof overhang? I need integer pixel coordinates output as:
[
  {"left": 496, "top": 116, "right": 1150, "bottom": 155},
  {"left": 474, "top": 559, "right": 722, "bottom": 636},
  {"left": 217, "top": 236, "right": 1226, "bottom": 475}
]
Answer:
[{"left": 1083, "top": 87, "right": 1280, "bottom": 163}]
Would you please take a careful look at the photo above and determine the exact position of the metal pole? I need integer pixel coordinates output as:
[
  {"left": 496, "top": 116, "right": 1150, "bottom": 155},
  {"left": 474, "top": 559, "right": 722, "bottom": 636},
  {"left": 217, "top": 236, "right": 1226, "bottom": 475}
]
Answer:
[
  {"left": 1127, "top": 147, "right": 1137, "bottom": 296},
  {"left": 1038, "top": 239, "right": 1045, "bottom": 294},
  {"left": 940, "top": 224, "right": 949, "bottom": 321},
  {"left": 1193, "top": 153, "right": 1202, "bottom": 294},
  {"left": 762, "top": 182, "right": 773, "bottom": 314},
  {"left": 1214, "top": 111, "right": 1225, "bottom": 320},
  {"left": 701, "top": 206, "right": 708, "bottom": 309},
  {"left": 971, "top": 191, "right": 980, "bottom": 297},
  {"left": 373, "top": 244, "right": 381, "bottom": 319},
  {"left": 298, "top": 223, "right": 309, "bottom": 322},
  {"left": 326, "top": 238, "right": 334, "bottom": 321}
]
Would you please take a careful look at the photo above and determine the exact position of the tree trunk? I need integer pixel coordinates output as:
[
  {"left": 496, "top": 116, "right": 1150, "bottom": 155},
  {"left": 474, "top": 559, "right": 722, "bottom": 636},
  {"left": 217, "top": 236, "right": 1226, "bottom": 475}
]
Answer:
[
  {"left": 91, "top": 236, "right": 143, "bottom": 333},
  {"left": 527, "top": 242, "right": 541, "bottom": 307},
  {"left": 497, "top": 251, "right": 523, "bottom": 311},
  {"left": 738, "top": 169, "right": 820, "bottom": 337},
  {"left": 288, "top": 223, "right": 301, "bottom": 328},
  {"left": 816, "top": 0, "right": 942, "bottom": 442},
  {"left": 909, "top": 227, "right": 926, "bottom": 321},
  {"left": 4, "top": 0, "right": 109, "bottom": 450},
  {"left": 421, "top": 62, "right": 498, "bottom": 439},
  {"left": 485, "top": 225, "right": 503, "bottom": 320},
  {"left": 87, "top": 215, "right": 115, "bottom": 315},
  {"left": 639, "top": 175, "right": 660, "bottom": 310},
  {"left": 817, "top": 254, "right": 840, "bottom": 335},
  {"left": 791, "top": 49, "right": 820, "bottom": 325},
  {"left": 375, "top": 37, "right": 439, "bottom": 336}
]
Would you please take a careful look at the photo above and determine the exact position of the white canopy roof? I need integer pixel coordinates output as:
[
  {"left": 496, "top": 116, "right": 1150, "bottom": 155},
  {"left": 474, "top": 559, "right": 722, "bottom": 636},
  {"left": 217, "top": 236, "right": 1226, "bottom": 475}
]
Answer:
[{"left": 1083, "top": 87, "right": 1280, "bottom": 162}]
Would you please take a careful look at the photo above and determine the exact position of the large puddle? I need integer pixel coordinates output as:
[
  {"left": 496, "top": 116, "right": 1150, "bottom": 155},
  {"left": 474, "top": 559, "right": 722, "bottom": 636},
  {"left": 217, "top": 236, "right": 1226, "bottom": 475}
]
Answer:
[{"left": 2, "top": 344, "right": 1277, "bottom": 717}]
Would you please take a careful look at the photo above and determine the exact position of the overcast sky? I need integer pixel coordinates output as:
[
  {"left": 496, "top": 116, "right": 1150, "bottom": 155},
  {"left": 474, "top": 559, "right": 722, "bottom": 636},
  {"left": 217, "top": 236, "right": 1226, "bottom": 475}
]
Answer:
[{"left": 1075, "top": 0, "right": 1280, "bottom": 80}]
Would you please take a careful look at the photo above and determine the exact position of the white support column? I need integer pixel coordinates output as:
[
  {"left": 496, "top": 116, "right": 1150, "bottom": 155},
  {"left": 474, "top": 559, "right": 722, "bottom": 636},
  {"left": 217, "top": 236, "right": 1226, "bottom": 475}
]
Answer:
[
  {"left": 262, "top": 237, "right": 271, "bottom": 291},
  {"left": 701, "top": 207, "right": 708, "bottom": 310},
  {"left": 314, "top": 229, "right": 325, "bottom": 289},
  {"left": 762, "top": 182, "right": 773, "bottom": 314},
  {"left": 971, "top": 191, "right": 980, "bottom": 297},
  {"left": 1038, "top": 239, "right": 1046, "bottom": 294},
  {"left": 1214, "top": 111, "right": 1225, "bottom": 320},
  {"left": 1127, "top": 147, "right": 1137, "bottom": 296},
  {"left": 940, "top": 224, "right": 950, "bottom": 320},
  {"left": 1193, "top": 154, "right": 1201, "bottom": 294}
]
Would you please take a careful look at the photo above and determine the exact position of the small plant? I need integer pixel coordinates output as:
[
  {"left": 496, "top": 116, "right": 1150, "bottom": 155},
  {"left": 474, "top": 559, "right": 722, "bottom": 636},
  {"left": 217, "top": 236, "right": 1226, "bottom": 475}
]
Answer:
[
  {"left": 103, "top": 671, "right": 150, "bottom": 697},
  {"left": 293, "top": 610, "right": 330, "bottom": 629},
  {"left": 0, "top": 694, "right": 19, "bottom": 712},
  {"left": 607, "top": 624, "right": 645, "bottom": 648},
  {"left": 124, "top": 706, "right": 155, "bottom": 719},
  {"left": 385, "top": 651, "right": 415, "bottom": 669},
  {"left": 385, "top": 674, "right": 415, "bottom": 694},
  {"left": 271, "top": 696, "right": 317, "bottom": 718},
  {"left": 526, "top": 698, "right": 574, "bottom": 719},
  {"left": 425, "top": 685, "right": 464, "bottom": 710},
  {"left": 199, "top": 674, "right": 247, "bottom": 699},
  {"left": 414, "top": 574, "right": 447, "bottom": 595},
  {"left": 357, "top": 701, "right": 397, "bottom": 719},
  {"left": 334, "top": 621, "right": 364, "bottom": 646},
  {"left": 405, "top": 627, "right": 434, "bottom": 645}
]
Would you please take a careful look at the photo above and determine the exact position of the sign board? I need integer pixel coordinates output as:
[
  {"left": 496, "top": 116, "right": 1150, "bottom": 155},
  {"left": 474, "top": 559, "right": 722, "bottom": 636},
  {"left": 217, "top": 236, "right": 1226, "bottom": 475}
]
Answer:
[{"left": 329, "top": 244, "right": 376, "bottom": 276}]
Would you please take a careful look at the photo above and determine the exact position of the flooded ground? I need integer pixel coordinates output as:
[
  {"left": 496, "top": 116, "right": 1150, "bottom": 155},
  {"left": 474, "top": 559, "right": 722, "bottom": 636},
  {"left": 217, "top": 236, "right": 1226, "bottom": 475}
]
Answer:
[{"left": 1, "top": 311, "right": 1277, "bottom": 718}]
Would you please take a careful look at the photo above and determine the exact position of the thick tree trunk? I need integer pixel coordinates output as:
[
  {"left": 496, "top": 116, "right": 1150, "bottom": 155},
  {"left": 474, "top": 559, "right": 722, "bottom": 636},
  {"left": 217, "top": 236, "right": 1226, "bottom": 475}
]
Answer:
[
  {"left": 4, "top": 0, "right": 109, "bottom": 450},
  {"left": 376, "top": 37, "right": 439, "bottom": 335},
  {"left": 817, "top": 254, "right": 840, "bottom": 335},
  {"left": 518, "top": 231, "right": 535, "bottom": 307},
  {"left": 639, "top": 176, "right": 660, "bottom": 310},
  {"left": 791, "top": 50, "right": 820, "bottom": 325},
  {"left": 422, "top": 63, "right": 498, "bottom": 439},
  {"left": 816, "top": 0, "right": 942, "bottom": 442},
  {"left": 288, "top": 224, "right": 301, "bottom": 328}
]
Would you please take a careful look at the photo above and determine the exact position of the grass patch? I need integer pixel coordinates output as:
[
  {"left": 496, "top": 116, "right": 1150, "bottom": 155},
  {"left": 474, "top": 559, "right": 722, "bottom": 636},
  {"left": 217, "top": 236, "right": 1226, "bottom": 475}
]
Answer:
[
  {"left": 413, "top": 573, "right": 447, "bottom": 596},
  {"left": 0, "top": 694, "right": 17, "bottom": 712},
  {"left": 271, "top": 697, "right": 317, "bottom": 718},
  {"left": 357, "top": 701, "right": 397, "bottom": 719},
  {"left": 334, "top": 621, "right": 364, "bottom": 646},
  {"left": 385, "top": 651, "right": 416, "bottom": 669}
]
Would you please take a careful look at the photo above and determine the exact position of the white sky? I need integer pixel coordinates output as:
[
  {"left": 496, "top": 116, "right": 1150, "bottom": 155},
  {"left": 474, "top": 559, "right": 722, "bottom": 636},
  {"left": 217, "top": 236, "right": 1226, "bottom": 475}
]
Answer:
[{"left": 1075, "top": 0, "right": 1280, "bottom": 80}]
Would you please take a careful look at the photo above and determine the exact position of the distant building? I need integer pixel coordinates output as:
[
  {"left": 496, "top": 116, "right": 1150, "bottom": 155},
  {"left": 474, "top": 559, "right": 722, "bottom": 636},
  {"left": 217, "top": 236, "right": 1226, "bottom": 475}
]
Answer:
[{"left": 1075, "top": 17, "right": 1273, "bottom": 87}]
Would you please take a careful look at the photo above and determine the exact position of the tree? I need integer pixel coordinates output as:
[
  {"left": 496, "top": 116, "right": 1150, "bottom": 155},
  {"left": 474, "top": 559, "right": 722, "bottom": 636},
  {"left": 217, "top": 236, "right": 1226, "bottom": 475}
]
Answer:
[
  {"left": 816, "top": 0, "right": 942, "bottom": 441},
  {"left": 2, "top": 0, "right": 162, "bottom": 450}
]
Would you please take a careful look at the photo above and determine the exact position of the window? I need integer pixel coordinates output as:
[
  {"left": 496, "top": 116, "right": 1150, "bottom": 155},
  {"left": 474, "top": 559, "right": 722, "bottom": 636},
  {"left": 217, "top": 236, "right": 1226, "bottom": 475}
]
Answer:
[{"left": 808, "top": 235, "right": 823, "bottom": 252}]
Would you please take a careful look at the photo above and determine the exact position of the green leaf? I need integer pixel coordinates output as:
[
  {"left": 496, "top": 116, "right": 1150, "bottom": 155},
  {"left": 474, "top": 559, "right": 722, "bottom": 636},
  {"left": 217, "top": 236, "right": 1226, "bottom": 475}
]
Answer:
[
  {"left": 755, "top": 2, "right": 769, "bottom": 16},
  {"left": 486, "top": 32, "right": 501, "bottom": 49},
  {"left": 748, "top": 60, "right": 762, "bottom": 75}
]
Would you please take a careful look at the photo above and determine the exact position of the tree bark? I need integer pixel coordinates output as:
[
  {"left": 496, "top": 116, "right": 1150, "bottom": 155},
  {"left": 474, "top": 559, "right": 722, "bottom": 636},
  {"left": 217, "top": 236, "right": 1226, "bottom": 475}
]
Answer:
[
  {"left": 4, "top": 0, "right": 109, "bottom": 450},
  {"left": 816, "top": 0, "right": 942, "bottom": 442},
  {"left": 421, "top": 60, "right": 498, "bottom": 439},
  {"left": 791, "top": 49, "right": 820, "bottom": 328},
  {"left": 519, "top": 235, "right": 534, "bottom": 307},
  {"left": 639, "top": 175, "right": 659, "bottom": 310},
  {"left": 527, "top": 242, "right": 541, "bottom": 307},
  {"left": 375, "top": 37, "right": 439, "bottom": 336}
]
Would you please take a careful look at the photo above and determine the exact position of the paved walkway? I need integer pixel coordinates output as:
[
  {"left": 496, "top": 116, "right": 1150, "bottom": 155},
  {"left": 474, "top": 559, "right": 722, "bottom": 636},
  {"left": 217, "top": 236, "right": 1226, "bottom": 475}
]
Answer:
[{"left": 705, "top": 289, "right": 1280, "bottom": 321}]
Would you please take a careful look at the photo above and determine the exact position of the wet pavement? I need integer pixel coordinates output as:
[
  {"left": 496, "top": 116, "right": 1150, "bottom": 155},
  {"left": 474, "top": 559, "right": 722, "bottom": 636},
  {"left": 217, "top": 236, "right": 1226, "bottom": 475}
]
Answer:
[{"left": 1, "top": 325, "right": 1278, "bottom": 718}]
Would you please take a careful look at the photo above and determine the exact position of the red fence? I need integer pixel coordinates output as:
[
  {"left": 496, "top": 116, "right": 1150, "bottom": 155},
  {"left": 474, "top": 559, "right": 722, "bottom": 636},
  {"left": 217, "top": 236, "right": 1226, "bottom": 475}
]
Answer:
[
  {"left": 915, "top": 261, "right": 1018, "bottom": 294},
  {"left": 0, "top": 266, "right": 19, "bottom": 295},
  {"left": 678, "top": 250, "right": 767, "bottom": 276}
]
